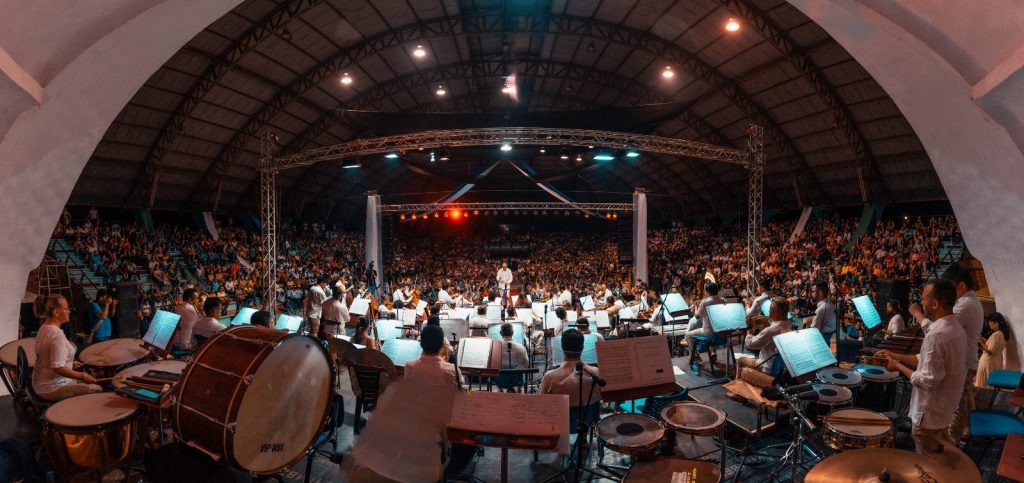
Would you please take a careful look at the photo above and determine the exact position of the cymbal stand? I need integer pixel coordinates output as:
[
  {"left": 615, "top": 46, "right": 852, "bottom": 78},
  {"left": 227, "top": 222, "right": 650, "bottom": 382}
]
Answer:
[{"left": 767, "top": 388, "right": 823, "bottom": 482}]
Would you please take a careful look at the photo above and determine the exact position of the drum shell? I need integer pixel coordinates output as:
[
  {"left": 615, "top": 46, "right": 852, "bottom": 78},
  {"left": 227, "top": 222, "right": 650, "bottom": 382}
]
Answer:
[
  {"left": 822, "top": 409, "right": 894, "bottom": 451},
  {"left": 596, "top": 414, "right": 665, "bottom": 459},
  {"left": 43, "top": 408, "right": 139, "bottom": 471},
  {"left": 174, "top": 326, "right": 333, "bottom": 475}
]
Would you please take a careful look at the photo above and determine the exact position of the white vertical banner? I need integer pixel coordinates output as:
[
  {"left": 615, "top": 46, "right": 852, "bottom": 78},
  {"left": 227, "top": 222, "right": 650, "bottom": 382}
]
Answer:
[
  {"left": 365, "top": 193, "right": 383, "bottom": 294},
  {"left": 632, "top": 190, "right": 648, "bottom": 284},
  {"left": 202, "top": 212, "right": 219, "bottom": 241},
  {"left": 790, "top": 206, "right": 813, "bottom": 243}
]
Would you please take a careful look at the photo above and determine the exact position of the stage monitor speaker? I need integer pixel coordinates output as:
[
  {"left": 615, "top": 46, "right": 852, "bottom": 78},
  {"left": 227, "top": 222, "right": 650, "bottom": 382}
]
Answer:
[
  {"left": 114, "top": 281, "right": 140, "bottom": 339},
  {"left": 875, "top": 279, "right": 909, "bottom": 315}
]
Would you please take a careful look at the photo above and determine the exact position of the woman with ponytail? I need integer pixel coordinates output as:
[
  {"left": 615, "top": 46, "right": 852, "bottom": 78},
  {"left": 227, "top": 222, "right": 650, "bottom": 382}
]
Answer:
[{"left": 32, "top": 294, "right": 102, "bottom": 401}]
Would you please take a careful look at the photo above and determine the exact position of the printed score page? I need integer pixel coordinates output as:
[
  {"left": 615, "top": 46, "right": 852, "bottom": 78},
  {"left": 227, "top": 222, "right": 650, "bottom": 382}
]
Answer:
[
  {"left": 774, "top": 328, "right": 837, "bottom": 377},
  {"left": 595, "top": 335, "right": 675, "bottom": 391},
  {"left": 448, "top": 391, "right": 570, "bottom": 453},
  {"left": 457, "top": 337, "right": 494, "bottom": 369}
]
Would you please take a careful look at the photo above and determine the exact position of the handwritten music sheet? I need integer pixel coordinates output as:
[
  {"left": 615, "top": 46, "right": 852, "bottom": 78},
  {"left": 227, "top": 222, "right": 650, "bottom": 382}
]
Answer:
[
  {"left": 596, "top": 335, "right": 675, "bottom": 391},
  {"left": 349, "top": 298, "right": 371, "bottom": 316},
  {"left": 448, "top": 391, "right": 570, "bottom": 453},
  {"left": 774, "top": 328, "right": 836, "bottom": 377},
  {"left": 457, "top": 337, "right": 494, "bottom": 369}
]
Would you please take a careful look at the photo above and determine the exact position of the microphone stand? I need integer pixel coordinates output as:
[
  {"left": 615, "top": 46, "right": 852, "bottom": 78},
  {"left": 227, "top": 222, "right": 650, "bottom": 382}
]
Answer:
[
  {"left": 767, "top": 385, "right": 823, "bottom": 483},
  {"left": 542, "top": 362, "right": 613, "bottom": 483}
]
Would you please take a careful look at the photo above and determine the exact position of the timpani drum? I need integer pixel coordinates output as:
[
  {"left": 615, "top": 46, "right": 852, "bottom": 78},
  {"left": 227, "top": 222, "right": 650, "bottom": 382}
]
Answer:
[
  {"left": 596, "top": 414, "right": 665, "bottom": 460},
  {"left": 815, "top": 367, "right": 863, "bottom": 390},
  {"left": 805, "top": 383, "right": 853, "bottom": 424},
  {"left": 79, "top": 338, "right": 151, "bottom": 380},
  {"left": 660, "top": 402, "right": 727, "bottom": 437},
  {"left": 174, "top": 326, "right": 333, "bottom": 475},
  {"left": 112, "top": 360, "right": 188, "bottom": 389},
  {"left": 623, "top": 457, "right": 721, "bottom": 483},
  {"left": 42, "top": 393, "right": 141, "bottom": 479},
  {"left": 0, "top": 337, "right": 35, "bottom": 394},
  {"left": 822, "top": 408, "right": 894, "bottom": 451},
  {"left": 853, "top": 364, "right": 900, "bottom": 412}
]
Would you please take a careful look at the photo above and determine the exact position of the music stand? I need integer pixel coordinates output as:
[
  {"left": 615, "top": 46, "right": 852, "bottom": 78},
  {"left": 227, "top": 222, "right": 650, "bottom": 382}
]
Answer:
[
  {"left": 230, "top": 307, "right": 256, "bottom": 326},
  {"left": 380, "top": 338, "right": 423, "bottom": 368},
  {"left": 141, "top": 309, "right": 180, "bottom": 357},
  {"left": 274, "top": 314, "right": 302, "bottom": 333},
  {"left": 773, "top": 328, "right": 837, "bottom": 379},
  {"left": 705, "top": 303, "right": 749, "bottom": 380}
]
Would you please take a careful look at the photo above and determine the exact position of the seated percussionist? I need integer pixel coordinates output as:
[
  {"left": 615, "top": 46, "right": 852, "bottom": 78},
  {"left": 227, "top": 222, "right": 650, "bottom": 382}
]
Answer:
[
  {"left": 737, "top": 297, "right": 791, "bottom": 377},
  {"left": 33, "top": 294, "right": 102, "bottom": 401},
  {"left": 540, "top": 328, "right": 602, "bottom": 410}
]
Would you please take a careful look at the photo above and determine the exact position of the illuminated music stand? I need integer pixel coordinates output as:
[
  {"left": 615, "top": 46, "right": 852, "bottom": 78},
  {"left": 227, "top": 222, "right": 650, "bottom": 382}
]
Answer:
[
  {"left": 141, "top": 309, "right": 181, "bottom": 357},
  {"left": 705, "top": 303, "right": 749, "bottom": 379}
]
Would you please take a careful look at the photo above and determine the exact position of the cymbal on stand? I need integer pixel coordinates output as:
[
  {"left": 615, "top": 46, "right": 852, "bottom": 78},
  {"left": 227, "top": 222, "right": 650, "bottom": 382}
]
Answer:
[{"left": 805, "top": 447, "right": 980, "bottom": 483}]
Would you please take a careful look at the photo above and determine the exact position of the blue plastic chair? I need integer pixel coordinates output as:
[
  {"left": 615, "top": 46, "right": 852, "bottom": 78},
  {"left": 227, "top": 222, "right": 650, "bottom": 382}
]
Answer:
[
  {"left": 692, "top": 334, "right": 726, "bottom": 373},
  {"left": 966, "top": 409, "right": 1024, "bottom": 463},
  {"left": 987, "top": 370, "right": 1022, "bottom": 407}
]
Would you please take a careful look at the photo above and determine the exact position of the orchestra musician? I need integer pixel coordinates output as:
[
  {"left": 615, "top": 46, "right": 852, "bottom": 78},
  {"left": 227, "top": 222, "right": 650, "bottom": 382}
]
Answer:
[
  {"left": 353, "top": 317, "right": 379, "bottom": 351},
  {"left": 540, "top": 328, "right": 602, "bottom": 409},
  {"left": 746, "top": 287, "right": 772, "bottom": 318},
  {"left": 321, "top": 287, "right": 349, "bottom": 339},
  {"left": 737, "top": 297, "right": 791, "bottom": 377},
  {"left": 172, "top": 288, "right": 202, "bottom": 351},
  {"left": 436, "top": 283, "right": 456, "bottom": 309},
  {"left": 877, "top": 279, "right": 966, "bottom": 462},
  {"left": 575, "top": 317, "right": 604, "bottom": 342},
  {"left": 684, "top": 283, "right": 726, "bottom": 365},
  {"left": 307, "top": 277, "right": 330, "bottom": 340},
  {"left": 250, "top": 310, "right": 275, "bottom": 329},
  {"left": 469, "top": 305, "right": 490, "bottom": 335},
  {"left": 33, "top": 294, "right": 102, "bottom": 401},
  {"left": 193, "top": 296, "right": 226, "bottom": 344},
  {"left": 496, "top": 261, "right": 513, "bottom": 300},
  {"left": 806, "top": 281, "right": 837, "bottom": 348}
]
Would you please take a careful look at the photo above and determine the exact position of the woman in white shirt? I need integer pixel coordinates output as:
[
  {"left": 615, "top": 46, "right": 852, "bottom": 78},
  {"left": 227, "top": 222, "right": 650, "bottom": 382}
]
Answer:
[
  {"left": 885, "top": 301, "right": 906, "bottom": 337},
  {"left": 739, "top": 297, "right": 792, "bottom": 376},
  {"left": 32, "top": 294, "right": 102, "bottom": 401}
]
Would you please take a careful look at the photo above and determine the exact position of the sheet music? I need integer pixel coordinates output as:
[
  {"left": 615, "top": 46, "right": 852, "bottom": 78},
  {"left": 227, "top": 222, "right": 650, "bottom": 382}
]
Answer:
[
  {"left": 231, "top": 307, "right": 256, "bottom": 326},
  {"left": 274, "top": 314, "right": 302, "bottom": 332},
  {"left": 457, "top": 337, "right": 494, "bottom": 369},
  {"left": 381, "top": 339, "right": 423, "bottom": 366},
  {"left": 143, "top": 310, "right": 180, "bottom": 351},
  {"left": 619, "top": 305, "right": 638, "bottom": 319},
  {"left": 551, "top": 334, "right": 599, "bottom": 365},
  {"left": 544, "top": 312, "right": 562, "bottom": 331},
  {"left": 531, "top": 302, "right": 547, "bottom": 318},
  {"left": 595, "top": 335, "right": 675, "bottom": 391},
  {"left": 374, "top": 319, "right": 403, "bottom": 341},
  {"left": 594, "top": 311, "right": 610, "bottom": 329},
  {"left": 761, "top": 298, "right": 772, "bottom": 316},
  {"left": 416, "top": 299, "right": 428, "bottom": 312},
  {"left": 448, "top": 392, "right": 570, "bottom": 453},
  {"left": 451, "top": 308, "right": 472, "bottom": 320},
  {"left": 486, "top": 305, "right": 502, "bottom": 323},
  {"left": 511, "top": 295, "right": 519, "bottom": 306},
  {"left": 853, "top": 295, "right": 883, "bottom": 329},
  {"left": 488, "top": 322, "right": 525, "bottom": 346},
  {"left": 774, "top": 328, "right": 837, "bottom": 377},
  {"left": 580, "top": 296, "right": 595, "bottom": 311},
  {"left": 660, "top": 293, "right": 689, "bottom": 316},
  {"left": 397, "top": 309, "right": 417, "bottom": 327},
  {"left": 706, "top": 303, "right": 748, "bottom": 332},
  {"left": 349, "top": 298, "right": 371, "bottom": 316}
]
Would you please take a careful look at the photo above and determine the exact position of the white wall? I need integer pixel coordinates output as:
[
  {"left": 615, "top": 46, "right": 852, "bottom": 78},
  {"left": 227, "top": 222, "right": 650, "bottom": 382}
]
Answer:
[
  {"left": 790, "top": 1, "right": 1024, "bottom": 369},
  {"left": 0, "top": 1, "right": 241, "bottom": 373}
]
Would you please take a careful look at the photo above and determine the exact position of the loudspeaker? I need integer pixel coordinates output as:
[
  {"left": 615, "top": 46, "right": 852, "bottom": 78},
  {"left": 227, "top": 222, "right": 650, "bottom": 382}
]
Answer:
[
  {"left": 875, "top": 279, "right": 910, "bottom": 315},
  {"left": 114, "top": 281, "right": 140, "bottom": 339}
]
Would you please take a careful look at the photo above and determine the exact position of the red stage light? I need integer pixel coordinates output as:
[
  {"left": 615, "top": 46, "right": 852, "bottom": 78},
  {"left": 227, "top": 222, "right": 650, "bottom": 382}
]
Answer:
[{"left": 451, "top": 209, "right": 462, "bottom": 219}]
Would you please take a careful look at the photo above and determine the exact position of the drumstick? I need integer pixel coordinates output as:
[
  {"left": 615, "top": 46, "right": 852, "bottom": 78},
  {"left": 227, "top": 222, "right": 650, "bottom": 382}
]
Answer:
[
  {"left": 92, "top": 377, "right": 114, "bottom": 383},
  {"left": 822, "top": 417, "right": 892, "bottom": 426},
  {"left": 741, "top": 381, "right": 767, "bottom": 405}
]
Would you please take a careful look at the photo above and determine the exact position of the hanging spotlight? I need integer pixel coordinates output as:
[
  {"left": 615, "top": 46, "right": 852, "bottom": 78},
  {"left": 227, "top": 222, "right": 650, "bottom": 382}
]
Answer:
[
  {"left": 413, "top": 44, "right": 427, "bottom": 57},
  {"left": 559, "top": 148, "right": 570, "bottom": 160},
  {"left": 435, "top": 85, "right": 446, "bottom": 96},
  {"left": 587, "top": 145, "right": 595, "bottom": 149},
  {"left": 625, "top": 149, "right": 641, "bottom": 158},
  {"left": 473, "top": 210, "right": 479, "bottom": 215},
  {"left": 586, "top": 40, "right": 597, "bottom": 53},
  {"left": 434, "top": 212, "right": 440, "bottom": 218},
  {"left": 400, "top": 214, "right": 406, "bottom": 221},
  {"left": 593, "top": 151, "right": 615, "bottom": 161},
  {"left": 500, "top": 142, "right": 512, "bottom": 152},
  {"left": 451, "top": 209, "right": 461, "bottom": 219},
  {"left": 341, "top": 159, "right": 362, "bottom": 169},
  {"left": 662, "top": 66, "right": 674, "bottom": 79},
  {"left": 439, "top": 149, "right": 451, "bottom": 161},
  {"left": 613, "top": 213, "right": 619, "bottom": 219},
  {"left": 384, "top": 152, "right": 399, "bottom": 159},
  {"left": 444, "top": 211, "right": 449, "bottom": 218},
  {"left": 410, "top": 214, "right": 416, "bottom": 220},
  {"left": 605, "top": 213, "right": 612, "bottom": 219},
  {"left": 280, "top": 27, "right": 293, "bottom": 41},
  {"left": 539, "top": 147, "right": 546, "bottom": 154},
  {"left": 725, "top": 18, "right": 741, "bottom": 32},
  {"left": 575, "top": 153, "right": 583, "bottom": 163},
  {"left": 428, "top": 151, "right": 437, "bottom": 163},
  {"left": 340, "top": 72, "right": 353, "bottom": 85}
]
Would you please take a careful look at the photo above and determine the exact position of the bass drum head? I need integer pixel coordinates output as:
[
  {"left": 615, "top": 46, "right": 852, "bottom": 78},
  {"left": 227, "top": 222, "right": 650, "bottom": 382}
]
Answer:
[{"left": 232, "top": 335, "right": 332, "bottom": 474}]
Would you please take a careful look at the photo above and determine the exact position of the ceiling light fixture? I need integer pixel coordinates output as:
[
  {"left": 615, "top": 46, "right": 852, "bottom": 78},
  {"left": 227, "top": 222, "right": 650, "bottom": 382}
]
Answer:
[
  {"left": 575, "top": 154, "right": 583, "bottom": 163},
  {"left": 281, "top": 27, "right": 293, "bottom": 41},
  {"left": 500, "top": 142, "right": 512, "bottom": 152},
  {"left": 384, "top": 152, "right": 399, "bottom": 159},
  {"left": 539, "top": 147, "right": 546, "bottom": 154},
  {"left": 341, "top": 159, "right": 361, "bottom": 169},
  {"left": 439, "top": 149, "right": 451, "bottom": 161},
  {"left": 428, "top": 151, "right": 437, "bottom": 163},
  {"left": 340, "top": 72, "right": 353, "bottom": 85},
  {"left": 662, "top": 66, "right": 674, "bottom": 79},
  {"left": 625, "top": 149, "right": 641, "bottom": 158},
  {"left": 586, "top": 40, "right": 597, "bottom": 53},
  {"left": 435, "top": 85, "right": 446, "bottom": 96},
  {"left": 593, "top": 152, "right": 615, "bottom": 161},
  {"left": 725, "top": 18, "right": 741, "bottom": 32},
  {"left": 413, "top": 44, "right": 427, "bottom": 57},
  {"left": 559, "top": 148, "right": 569, "bottom": 160}
]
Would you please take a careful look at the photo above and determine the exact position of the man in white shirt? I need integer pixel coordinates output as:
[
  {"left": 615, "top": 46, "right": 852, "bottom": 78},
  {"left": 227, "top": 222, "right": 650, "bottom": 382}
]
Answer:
[
  {"left": 320, "top": 287, "right": 349, "bottom": 338},
  {"left": 909, "top": 264, "right": 984, "bottom": 441},
  {"left": 685, "top": 283, "right": 726, "bottom": 365},
  {"left": 739, "top": 297, "right": 791, "bottom": 376},
  {"left": 558, "top": 285, "right": 573, "bottom": 307},
  {"left": 307, "top": 277, "right": 329, "bottom": 338},
  {"left": 746, "top": 289, "right": 773, "bottom": 318},
  {"left": 498, "top": 323, "right": 530, "bottom": 370},
  {"left": 172, "top": 288, "right": 202, "bottom": 350},
  {"left": 350, "top": 325, "right": 459, "bottom": 483},
  {"left": 879, "top": 279, "right": 967, "bottom": 462},
  {"left": 437, "top": 284, "right": 456, "bottom": 309},
  {"left": 496, "top": 261, "right": 513, "bottom": 296},
  {"left": 192, "top": 297, "right": 226, "bottom": 342},
  {"left": 469, "top": 305, "right": 491, "bottom": 332},
  {"left": 540, "top": 329, "right": 602, "bottom": 408},
  {"left": 809, "top": 282, "right": 837, "bottom": 348}
]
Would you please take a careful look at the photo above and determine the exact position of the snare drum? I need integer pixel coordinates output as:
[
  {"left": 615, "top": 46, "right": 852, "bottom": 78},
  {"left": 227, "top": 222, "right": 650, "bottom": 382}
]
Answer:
[
  {"left": 596, "top": 414, "right": 665, "bottom": 460},
  {"left": 660, "top": 402, "right": 727, "bottom": 437},
  {"left": 805, "top": 384, "right": 853, "bottom": 423},
  {"left": 853, "top": 364, "right": 900, "bottom": 412},
  {"left": 79, "top": 338, "right": 151, "bottom": 380},
  {"left": 624, "top": 457, "right": 721, "bottom": 482},
  {"left": 174, "top": 326, "right": 333, "bottom": 475},
  {"left": 112, "top": 360, "right": 188, "bottom": 389},
  {"left": 822, "top": 408, "right": 894, "bottom": 451},
  {"left": 816, "top": 367, "right": 864, "bottom": 389},
  {"left": 0, "top": 337, "right": 35, "bottom": 395},
  {"left": 42, "top": 393, "right": 140, "bottom": 480}
]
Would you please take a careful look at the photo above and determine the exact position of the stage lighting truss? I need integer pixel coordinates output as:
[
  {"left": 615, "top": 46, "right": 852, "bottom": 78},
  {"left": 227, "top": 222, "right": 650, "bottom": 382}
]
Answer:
[{"left": 379, "top": 202, "right": 633, "bottom": 214}]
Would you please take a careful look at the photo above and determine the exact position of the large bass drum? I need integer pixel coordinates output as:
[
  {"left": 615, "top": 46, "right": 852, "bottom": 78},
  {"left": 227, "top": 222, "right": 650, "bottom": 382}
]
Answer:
[{"left": 173, "top": 326, "right": 333, "bottom": 475}]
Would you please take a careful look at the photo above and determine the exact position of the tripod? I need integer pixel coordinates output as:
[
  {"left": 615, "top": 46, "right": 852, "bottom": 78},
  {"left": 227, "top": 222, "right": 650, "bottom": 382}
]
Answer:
[
  {"left": 766, "top": 387, "right": 824, "bottom": 482},
  {"left": 543, "top": 363, "right": 615, "bottom": 483}
]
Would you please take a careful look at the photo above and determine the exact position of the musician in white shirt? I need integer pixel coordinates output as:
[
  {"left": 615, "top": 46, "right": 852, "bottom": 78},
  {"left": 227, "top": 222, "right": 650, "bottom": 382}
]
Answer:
[
  {"left": 469, "top": 305, "right": 491, "bottom": 330},
  {"left": 321, "top": 287, "right": 349, "bottom": 338},
  {"left": 746, "top": 289, "right": 772, "bottom": 318},
  {"left": 878, "top": 279, "right": 966, "bottom": 462},
  {"left": 436, "top": 284, "right": 456, "bottom": 309},
  {"left": 307, "top": 277, "right": 329, "bottom": 339},
  {"left": 496, "top": 261, "right": 513, "bottom": 292},
  {"left": 173, "top": 288, "right": 202, "bottom": 350},
  {"left": 558, "top": 285, "right": 573, "bottom": 306},
  {"left": 739, "top": 297, "right": 791, "bottom": 376},
  {"left": 498, "top": 323, "right": 530, "bottom": 370},
  {"left": 808, "top": 282, "right": 837, "bottom": 347},
  {"left": 193, "top": 297, "right": 226, "bottom": 342},
  {"left": 540, "top": 329, "right": 601, "bottom": 407},
  {"left": 684, "top": 283, "right": 726, "bottom": 365}
]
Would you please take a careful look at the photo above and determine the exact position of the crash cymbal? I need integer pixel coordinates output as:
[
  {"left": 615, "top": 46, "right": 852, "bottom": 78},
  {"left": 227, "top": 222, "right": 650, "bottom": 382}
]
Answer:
[{"left": 805, "top": 447, "right": 980, "bottom": 483}]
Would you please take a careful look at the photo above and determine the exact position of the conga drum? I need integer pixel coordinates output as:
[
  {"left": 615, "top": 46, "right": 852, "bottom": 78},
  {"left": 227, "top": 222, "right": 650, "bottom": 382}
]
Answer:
[
  {"left": 79, "top": 338, "right": 151, "bottom": 380},
  {"left": 0, "top": 337, "right": 35, "bottom": 395},
  {"left": 42, "top": 393, "right": 141, "bottom": 480},
  {"left": 853, "top": 364, "right": 900, "bottom": 412},
  {"left": 596, "top": 414, "right": 665, "bottom": 461},
  {"left": 174, "top": 326, "right": 333, "bottom": 475},
  {"left": 815, "top": 367, "right": 864, "bottom": 390}
]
